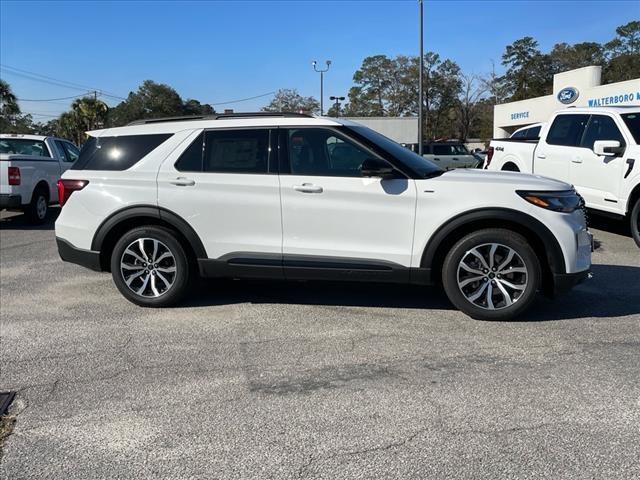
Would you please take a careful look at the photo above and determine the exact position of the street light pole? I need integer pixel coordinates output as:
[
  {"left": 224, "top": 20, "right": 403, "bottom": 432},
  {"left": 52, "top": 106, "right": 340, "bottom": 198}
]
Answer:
[
  {"left": 312, "top": 60, "right": 332, "bottom": 116},
  {"left": 418, "top": 0, "right": 424, "bottom": 156},
  {"left": 329, "top": 96, "right": 345, "bottom": 116}
]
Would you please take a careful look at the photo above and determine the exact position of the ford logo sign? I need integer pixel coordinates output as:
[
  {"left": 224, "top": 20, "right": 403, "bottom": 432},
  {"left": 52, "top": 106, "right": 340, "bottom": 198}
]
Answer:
[{"left": 558, "top": 87, "right": 579, "bottom": 104}]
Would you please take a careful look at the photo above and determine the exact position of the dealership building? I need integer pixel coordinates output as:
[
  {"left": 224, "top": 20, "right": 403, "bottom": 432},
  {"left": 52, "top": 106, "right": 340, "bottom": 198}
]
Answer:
[{"left": 493, "top": 66, "right": 640, "bottom": 138}]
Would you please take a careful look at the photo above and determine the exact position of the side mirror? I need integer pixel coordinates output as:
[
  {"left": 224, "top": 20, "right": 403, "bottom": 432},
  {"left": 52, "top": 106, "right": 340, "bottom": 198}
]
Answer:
[
  {"left": 361, "top": 158, "right": 396, "bottom": 179},
  {"left": 593, "top": 140, "right": 624, "bottom": 157}
]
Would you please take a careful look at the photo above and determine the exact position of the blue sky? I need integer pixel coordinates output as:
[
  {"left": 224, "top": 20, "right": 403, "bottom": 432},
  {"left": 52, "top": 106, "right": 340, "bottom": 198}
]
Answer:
[{"left": 1, "top": 0, "right": 638, "bottom": 119}]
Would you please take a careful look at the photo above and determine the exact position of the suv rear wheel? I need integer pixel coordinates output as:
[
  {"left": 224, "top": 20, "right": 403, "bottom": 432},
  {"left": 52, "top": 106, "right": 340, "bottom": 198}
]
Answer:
[
  {"left": 110, "top": 226, "right": 190, "bottom": 307},
  {"left": 442, "top": 229, "right": 541, "bottom": 321}
]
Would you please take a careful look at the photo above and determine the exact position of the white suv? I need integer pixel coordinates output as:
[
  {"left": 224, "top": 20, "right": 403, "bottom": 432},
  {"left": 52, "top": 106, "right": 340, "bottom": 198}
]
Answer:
[{"left": 55, "top": 113, "right": 592, "bottom": 320}]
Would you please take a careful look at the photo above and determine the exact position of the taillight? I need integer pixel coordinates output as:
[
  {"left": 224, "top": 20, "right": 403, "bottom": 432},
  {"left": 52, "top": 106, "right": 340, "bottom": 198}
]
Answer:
[
  {"left": 8, "top": 166, "right": 21, "bottom": 185},
  {"left": 484, "top": 147, "right": 494, "bottom": 169},
  {"left": 57, "top": 179, "right": 88, "bottom": 207}
]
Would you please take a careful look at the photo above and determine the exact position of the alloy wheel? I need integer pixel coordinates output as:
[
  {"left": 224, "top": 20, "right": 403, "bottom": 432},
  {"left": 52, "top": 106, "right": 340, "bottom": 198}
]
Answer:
[
  {"left": 457, "top": 243, "right": 528, "bottom": 310},
  {"left": 120, "top": 238, "right": 177, "bottom": 298}
]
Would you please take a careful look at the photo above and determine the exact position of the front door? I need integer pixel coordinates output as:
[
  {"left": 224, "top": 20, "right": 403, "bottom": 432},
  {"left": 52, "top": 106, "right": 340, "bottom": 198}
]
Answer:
[
  {"left": 278, "top": 127, "right": 417, "bottom": 280},
  {"left": 570, "top": 114, "right": 626, "bottom": 212},
  {"left": 157, "top": 128, "right": 282, "bottom": 263},
  {"left": 534, "top": 113, "right": 590, "bottom": 183}
]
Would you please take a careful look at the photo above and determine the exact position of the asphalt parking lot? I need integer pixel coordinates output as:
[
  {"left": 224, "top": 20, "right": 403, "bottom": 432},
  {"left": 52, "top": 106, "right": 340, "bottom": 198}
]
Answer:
[{"left": 1, "top": 208, "right": 639, "bottom": 479}]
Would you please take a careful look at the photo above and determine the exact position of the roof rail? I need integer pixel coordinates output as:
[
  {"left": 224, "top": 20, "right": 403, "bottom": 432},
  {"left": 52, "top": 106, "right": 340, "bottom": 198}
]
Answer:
[{"left": 127, "top": 112, "right": 313, "bottom": 126}]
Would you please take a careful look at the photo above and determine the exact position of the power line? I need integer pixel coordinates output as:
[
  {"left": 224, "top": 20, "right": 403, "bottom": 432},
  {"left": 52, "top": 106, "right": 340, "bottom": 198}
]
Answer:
[
  {"left": 17, "top": 94, "right": 88, "bottom": 102},
  {"left": 210, "top": 91, "right": 276, "bottom": 105},
  {"left": 0, "top": 64, "right": 127, "bottom": 99}
]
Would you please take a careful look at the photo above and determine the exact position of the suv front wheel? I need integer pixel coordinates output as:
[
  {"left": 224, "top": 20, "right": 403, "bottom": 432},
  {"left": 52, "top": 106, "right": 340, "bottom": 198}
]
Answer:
[
  {"left": 110, "top": 226, "right": 191, "bottom": 307},
  {"left": 442, "top": 229, "right": 541, "bottom": 321}
]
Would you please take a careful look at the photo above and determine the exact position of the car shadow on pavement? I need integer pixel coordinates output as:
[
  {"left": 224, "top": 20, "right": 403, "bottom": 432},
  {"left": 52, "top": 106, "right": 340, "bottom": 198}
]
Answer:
[
  {"left": 525, "top": 263, "right": 640, "bottom": 321},
  {"left": 588, "top": 211, "right": 632, "bottom": 239},
  {"left": 0, "top": 208, "right": 59, "bottom": 230},
  {"left": 185, "top": 263, "right": 640, "bottom": 321},
  {"left": 188, "top": 279, "right": 455, "bottom": 311}
]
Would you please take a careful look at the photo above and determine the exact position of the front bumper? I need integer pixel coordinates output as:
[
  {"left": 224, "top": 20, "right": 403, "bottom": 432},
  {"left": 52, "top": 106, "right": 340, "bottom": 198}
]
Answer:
[
  {"left": 0, "top": 194, "right": 22, "bottom": 209},
  {"left": 56, "top": 237, "right": 102, "bottom": 271},
  {"left": 553, "top": 269, "right": 591, "bottom": 295}
]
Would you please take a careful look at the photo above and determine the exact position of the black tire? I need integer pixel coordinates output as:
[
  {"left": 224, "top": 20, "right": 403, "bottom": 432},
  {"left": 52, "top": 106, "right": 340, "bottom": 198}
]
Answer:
[
  {"left": 501, "top": 163, "right": 520, "bottom": 172},
  {"left": 442, "top": 229, "right": 541, "bottom": 321},
  {"left": 631, "top": 198, "right": 640, "bottom": 248},
  {"left": 25, "top": 186, "right": 49, "bottom": 224},
  {"left": 110, "top": 226, "right": 191, "bottom": 307}
]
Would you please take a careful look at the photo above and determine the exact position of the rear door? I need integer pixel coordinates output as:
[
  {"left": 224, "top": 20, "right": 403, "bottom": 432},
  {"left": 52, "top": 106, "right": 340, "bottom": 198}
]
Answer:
[
  {"left": 534, "top": 114, "right": 589, "bottom": 182},
  {"left": 570, "top": 114, "right": 627, "bottom": 211},
  {"left": 278, "top": 127, "right": 416, "bottom": 279},
  {"left": 157, "top": 128, "right": 282, "bottom": 266}
]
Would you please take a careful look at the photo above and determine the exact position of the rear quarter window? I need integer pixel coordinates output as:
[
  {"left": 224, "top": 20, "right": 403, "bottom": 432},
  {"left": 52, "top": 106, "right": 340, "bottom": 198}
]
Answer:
[{"left": 71, "top": 134, "right": 172, "bottom": 171}]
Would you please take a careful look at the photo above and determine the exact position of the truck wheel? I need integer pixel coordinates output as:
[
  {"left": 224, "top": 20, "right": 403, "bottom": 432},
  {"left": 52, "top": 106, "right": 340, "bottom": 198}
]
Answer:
[
  {"left": 442, "top": 229, "right": 541, "bottom": 321},
  {"left": 110, "top": 226, "right": 191, "bottom": 307},
  {"left": 502, "top": 163, "right": 520, "bottom": 172},
  {"left": 25, "top": 187, "right": 49, "bottom": 224},
  {"left": 631, "top": 198, "right": 640, "bottom": 248}
]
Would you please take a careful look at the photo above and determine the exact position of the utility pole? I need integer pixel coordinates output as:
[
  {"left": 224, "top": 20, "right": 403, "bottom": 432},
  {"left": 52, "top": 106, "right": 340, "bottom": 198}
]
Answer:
[
  {"left": 312, "top": 60, "right": 331, "bottom": 116},
  {"left": 418, "top": 0, "right": 424, "bottom": 156},
  {"left": 329, "top": 96, "right": 345, "bottom": 116}
]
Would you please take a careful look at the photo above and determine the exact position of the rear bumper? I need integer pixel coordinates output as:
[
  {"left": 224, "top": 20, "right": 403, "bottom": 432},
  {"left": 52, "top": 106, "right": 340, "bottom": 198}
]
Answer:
[
  {"left": 0, "top": 194, "right": 22, "bottom": 209},
  {"left": 56, "top": 237, "right": 102, "bottom": 271},
  {"left": 553, "top": 269, "right": 590, "bottom": 295}
]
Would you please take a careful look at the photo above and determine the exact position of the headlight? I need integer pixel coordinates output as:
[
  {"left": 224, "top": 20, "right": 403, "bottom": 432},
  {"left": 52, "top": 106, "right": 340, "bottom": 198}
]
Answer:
[{"left": 517, "top": 190, "right": 581, "bottom": 213}]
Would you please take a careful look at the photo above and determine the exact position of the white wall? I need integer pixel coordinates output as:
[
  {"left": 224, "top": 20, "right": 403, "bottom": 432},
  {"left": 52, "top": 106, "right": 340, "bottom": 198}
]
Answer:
[
  {"left": 343, "top": 117, "right": 419, "bottom": 144},
  {"left": 494, "top": 66, "right": 640, "bottom": 138}
]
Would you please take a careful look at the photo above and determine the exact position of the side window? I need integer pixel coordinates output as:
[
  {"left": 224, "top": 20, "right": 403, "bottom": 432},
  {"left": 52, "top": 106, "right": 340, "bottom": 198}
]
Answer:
[
  {"left": 580, "top": 115, "right": 625, "bottom": 150},
  {"left": 546, "top": 115, "right": 590, "bottom": 147},
  {"left": 528, "top": 126, "right": 541, "bottom": 139},
  {"left": 287, "top": 128, "right": 372, "bottom": 177},
  {"left": 432, "top": 145, "right": 453, "bottom": 156},
  {"left": 53, "top": 141, "right": 70, "bottom": 161},
  {"left": 511, "top": 129, "right": 526, "bottom": 139},
  {"left": 175, "top": 133, "right": 204, "bottom": 172},
  {"left": 62, "top": 142, "right": 80, "bottom": 162},
  {"left": 203, "top": 129, "right": 269, "bottom": 174}
]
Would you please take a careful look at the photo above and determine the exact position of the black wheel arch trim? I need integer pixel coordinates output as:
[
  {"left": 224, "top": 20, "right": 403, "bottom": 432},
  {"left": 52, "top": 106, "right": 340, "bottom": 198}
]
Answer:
[
  {"left": 91, "top": 205, "right": 207, "bottom": 258},
  {"left": 420, "top": 208, "right": 567, "bottom": 276}
]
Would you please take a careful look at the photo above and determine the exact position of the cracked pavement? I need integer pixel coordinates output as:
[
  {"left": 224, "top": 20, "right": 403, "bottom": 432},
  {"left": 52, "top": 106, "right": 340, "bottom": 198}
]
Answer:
[{"left": 1, "top": 209, "right": 639, "bottom": 479}]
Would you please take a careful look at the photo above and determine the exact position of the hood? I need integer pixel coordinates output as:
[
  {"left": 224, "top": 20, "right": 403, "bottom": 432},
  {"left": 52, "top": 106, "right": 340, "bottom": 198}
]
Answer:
[{"left": 430, "top": 168, "right": 572, "bottom": 191}]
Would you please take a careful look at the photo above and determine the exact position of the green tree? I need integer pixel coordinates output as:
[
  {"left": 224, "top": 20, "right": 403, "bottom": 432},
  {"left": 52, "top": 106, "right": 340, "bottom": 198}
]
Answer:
[
  {"left": 0, "top": 80, "right": 22, "bottom": 132},
  {"left": 603, "top": 21, "right": 640, "bottom": 83},
  {"left": 261, "top": 88, "right": 319, "bottom": 114},
  {"left": 549, "top": 42, "right": 605, "bottom": 73},
  {"left": 107, "top": 80, "right": 214, "bottom": 126},
  {"left": 501, "top": 37, "right": 553, "bottom": 101}
]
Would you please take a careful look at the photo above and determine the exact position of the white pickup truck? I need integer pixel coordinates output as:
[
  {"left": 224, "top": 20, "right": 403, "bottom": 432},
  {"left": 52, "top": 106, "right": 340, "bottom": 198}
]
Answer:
[
  {"left": 484, "top": 107, "right": 640, "bottom": 247},
  {"left": 0, "top": 134, "right": 80, "bottom": 223}
]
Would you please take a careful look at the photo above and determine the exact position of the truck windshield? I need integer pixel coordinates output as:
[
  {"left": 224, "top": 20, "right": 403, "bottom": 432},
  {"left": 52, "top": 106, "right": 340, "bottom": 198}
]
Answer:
[
  {"left": 0, "top": 138, "right": 50, "bottom": 157},
  {"left": 343, "top": 125, "right": 443, "bottom": 178},
  {"left": 621, "top": 113, "right": 640, "bottom": 144}
]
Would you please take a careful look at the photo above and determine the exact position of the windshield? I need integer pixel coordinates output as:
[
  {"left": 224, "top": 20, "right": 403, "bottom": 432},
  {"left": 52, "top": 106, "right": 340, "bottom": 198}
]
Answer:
[
  {"left": 344, "top": 125, "right": 443, "bottom": 178},
  {"left": 621, "top": 113, "right": 640, "bottom": 144}
]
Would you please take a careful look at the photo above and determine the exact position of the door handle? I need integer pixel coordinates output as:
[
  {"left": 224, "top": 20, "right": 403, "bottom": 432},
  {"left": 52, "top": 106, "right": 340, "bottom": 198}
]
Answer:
[
  {"left": 572, "top": 156, "right": 583, "bottom": 164},
  {"left": 293, "top": 183, "right": 323, "bottom": 194},
  {"left": 452, "top": 157, "right": 459, "bottom": 161},
  {"left": 433, "top": 157, "right": 440, "bottom": 161},
  {"left": 170, "top": 177, "right": 196, "bottom": 186},
  {"left": 536, "top": 154, "right": 546, "bottom": 159}
]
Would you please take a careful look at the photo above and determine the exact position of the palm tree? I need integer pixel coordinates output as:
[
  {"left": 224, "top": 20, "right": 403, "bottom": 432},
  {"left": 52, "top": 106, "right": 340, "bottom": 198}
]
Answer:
[
  {"left": 0, "top": 79, "right": 20, "bottom": 117},
  {"left": 71, "top": 97, "right": 108, "bottom": 131}
]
